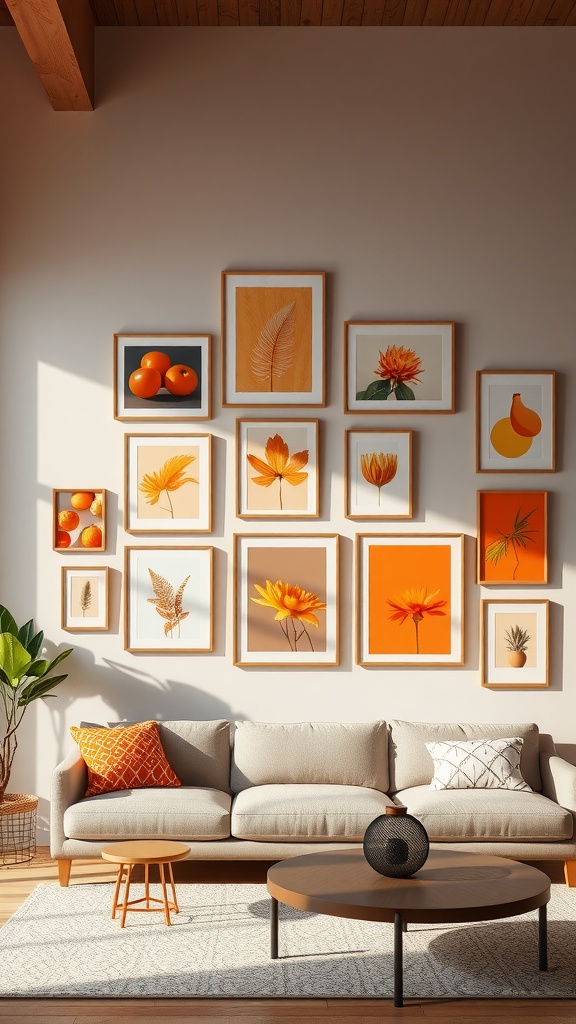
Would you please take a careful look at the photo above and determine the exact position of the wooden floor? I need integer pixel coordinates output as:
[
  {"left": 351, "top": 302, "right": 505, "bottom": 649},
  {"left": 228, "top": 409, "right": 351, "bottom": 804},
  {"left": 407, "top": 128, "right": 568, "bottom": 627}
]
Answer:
[{"left": 1, "top": 849, "right": 575, "bottom": 1024}]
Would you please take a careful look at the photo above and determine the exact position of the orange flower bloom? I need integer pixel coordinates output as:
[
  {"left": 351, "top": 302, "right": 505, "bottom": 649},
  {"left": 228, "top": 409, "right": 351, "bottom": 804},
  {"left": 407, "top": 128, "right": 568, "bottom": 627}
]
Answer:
[
  {"left": 139, "top": 454, "right": 197, "bottom": 518},
  {"left": 252, "top": 579, "right": 327, "bottom": 653},
  {"left": 360, "top": 452, "right": 398, "bottom": 506},
  {"left": 387, "top": 587, "right": 447, "bottom": 655},
  {"left": 247, "top": 434, "right": 308, "bottom": 511},
  {"left": 252, "top": 580, "right": 326, "bottom": 627},
  {"left": 376, "top": 345, "right": 423, "bottom": 387}
]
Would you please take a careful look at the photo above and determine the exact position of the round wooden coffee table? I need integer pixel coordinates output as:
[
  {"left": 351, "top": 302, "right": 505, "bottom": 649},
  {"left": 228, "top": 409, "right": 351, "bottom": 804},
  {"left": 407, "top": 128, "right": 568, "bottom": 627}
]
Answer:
[
  {"left": 101, "top": 840, "right": 189, "bottom": 927},
  {"left": 267, "top": 847, "right": 550, "bottom": 1007}
]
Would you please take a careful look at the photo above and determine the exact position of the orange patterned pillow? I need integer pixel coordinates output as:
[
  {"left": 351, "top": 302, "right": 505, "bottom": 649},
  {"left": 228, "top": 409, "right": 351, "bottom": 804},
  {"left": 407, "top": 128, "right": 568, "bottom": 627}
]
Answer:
[{"left": 70, "top": 720, "right": 181, "bottom": 797}]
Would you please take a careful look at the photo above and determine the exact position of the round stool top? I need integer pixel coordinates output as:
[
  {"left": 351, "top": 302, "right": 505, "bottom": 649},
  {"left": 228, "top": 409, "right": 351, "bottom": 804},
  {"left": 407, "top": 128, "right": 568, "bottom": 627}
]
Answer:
[{"left": 101, "top": 840, "right": 189, "bottom": 865}]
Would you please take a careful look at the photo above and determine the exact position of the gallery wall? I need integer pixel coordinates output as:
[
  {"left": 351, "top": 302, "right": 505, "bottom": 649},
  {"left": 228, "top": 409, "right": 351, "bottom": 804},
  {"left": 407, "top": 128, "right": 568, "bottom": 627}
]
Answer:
[{"left": 0, "top": 26, "right": 575, "bottom": 840}]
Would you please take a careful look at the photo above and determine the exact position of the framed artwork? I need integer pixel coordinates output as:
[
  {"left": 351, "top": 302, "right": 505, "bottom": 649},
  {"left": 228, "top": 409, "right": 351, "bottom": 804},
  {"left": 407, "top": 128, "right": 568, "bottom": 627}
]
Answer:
[
  {"left": 114, "top": 334, "right": 211, "bottom": 421},
  {"left": 222, "top": 271, "right": 325, "bottom": 407},
  {"left": 357, "top": 534, "right": 464, "bottom": 666},
  {"left": 476, "top": 371, "right": 555, "bottom": 472},
  {"left": 345, "top": 321, "right": 455, "bottom": 413},
  {"left": 236, "top": 419, "right": 319, "bottom": 519},
  {"left": 477, "top": 491, "right": 548, "bottom": 585},
  {"left": 53, "top": 489, "right": 106, "bottom": 551},
  {"left": 481, "top": 599, "right": 549, "bottom": 689},
  {"left": 61, "top": 566, "right": 109, "bottom": 631},
  {"left": 345, "top": 429, "right": 412, "bottom": 520},
  {"left": 124, "top": 546, "right": 213, "bottom": 653},
  {"left": 234, "top": 534, "right": 339, "bottom": 667},
  {"left": 125, "top": 434, "right": 212, "bottom": 534}
]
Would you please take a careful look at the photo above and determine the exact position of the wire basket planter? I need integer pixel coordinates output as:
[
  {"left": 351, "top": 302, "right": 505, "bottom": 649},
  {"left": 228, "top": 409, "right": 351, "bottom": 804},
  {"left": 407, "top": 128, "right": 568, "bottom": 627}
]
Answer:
[{"left": 0, "top": 794, "right": 38, "bottom": 866}]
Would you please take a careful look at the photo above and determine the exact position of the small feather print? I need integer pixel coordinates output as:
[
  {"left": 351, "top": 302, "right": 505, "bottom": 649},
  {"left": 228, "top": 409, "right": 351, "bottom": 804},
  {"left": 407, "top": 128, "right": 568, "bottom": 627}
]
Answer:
[
  {"left": 147, "top": 568, "right": 190, "bottom": 638},
  {"left": 80, "top": 581, "right": 92, "bottom": 617},
  {"left": 251, "top": 301, "right": 296, "bottom": 390}
]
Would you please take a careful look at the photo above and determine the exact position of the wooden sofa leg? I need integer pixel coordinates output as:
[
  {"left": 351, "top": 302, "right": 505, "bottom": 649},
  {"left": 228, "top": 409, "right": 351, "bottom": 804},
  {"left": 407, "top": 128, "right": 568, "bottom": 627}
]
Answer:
[
  {"left": 564, "top": 861, "right": 576, "bottom": 887},
  {"left": 58, "top": 859, "right": 72, "bottom": 887}
]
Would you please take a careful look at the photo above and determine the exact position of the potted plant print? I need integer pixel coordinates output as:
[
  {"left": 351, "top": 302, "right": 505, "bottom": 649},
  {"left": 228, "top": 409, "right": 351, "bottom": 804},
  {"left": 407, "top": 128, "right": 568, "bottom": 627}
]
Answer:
[{"left": 505, "top": 625, "right": 530, "bottom": 668}]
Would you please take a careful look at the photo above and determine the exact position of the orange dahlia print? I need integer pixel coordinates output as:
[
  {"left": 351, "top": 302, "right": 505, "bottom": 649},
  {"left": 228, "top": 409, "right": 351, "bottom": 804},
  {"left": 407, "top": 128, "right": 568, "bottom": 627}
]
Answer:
[{"left": 357, "top": 344, "right": 424, "bottom": 402}]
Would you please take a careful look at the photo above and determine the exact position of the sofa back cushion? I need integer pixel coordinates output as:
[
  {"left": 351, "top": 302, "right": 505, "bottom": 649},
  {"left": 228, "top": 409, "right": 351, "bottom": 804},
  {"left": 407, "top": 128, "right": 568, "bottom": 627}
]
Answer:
[
  {"left": 230, "top": 721, "right": 388, "bottom": 793},
  {"left": 388, "top": 720, "right": 541, "bottom": 793},
  {"left": 156, "top": 720, "right": 231, "bottom": 792}
]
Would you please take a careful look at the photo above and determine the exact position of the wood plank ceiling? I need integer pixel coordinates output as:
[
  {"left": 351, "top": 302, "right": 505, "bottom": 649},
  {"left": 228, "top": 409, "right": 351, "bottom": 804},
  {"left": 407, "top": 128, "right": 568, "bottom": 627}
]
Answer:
[{"left": 1, "top": 0, "right": 574, "bottom": 112}]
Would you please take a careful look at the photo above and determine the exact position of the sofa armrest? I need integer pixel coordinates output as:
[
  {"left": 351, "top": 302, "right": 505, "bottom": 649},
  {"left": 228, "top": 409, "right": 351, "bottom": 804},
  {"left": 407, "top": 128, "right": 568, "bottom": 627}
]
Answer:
[
  {"left": 540, "top": 753, "right": 576, "bottom": 812},
  {"left": 49, "top": 747, "right": 87, "bottom": 857}
]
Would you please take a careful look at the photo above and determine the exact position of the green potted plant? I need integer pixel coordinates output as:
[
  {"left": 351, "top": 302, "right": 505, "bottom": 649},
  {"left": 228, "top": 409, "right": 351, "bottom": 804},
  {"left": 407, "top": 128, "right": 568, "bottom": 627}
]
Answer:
[
  {"left": 504, "top": 624, "right": 530, "bottom": 668},
  {"left": 0, "top": 604, "right": 73, "bottom": 806}
]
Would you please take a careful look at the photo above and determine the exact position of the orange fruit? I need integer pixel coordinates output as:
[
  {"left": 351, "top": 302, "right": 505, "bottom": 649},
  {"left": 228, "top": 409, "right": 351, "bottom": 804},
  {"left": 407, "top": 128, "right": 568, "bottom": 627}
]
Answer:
[
  {"left": 58, "top": 509, "right": 80, "bottom": 532},
  {"left": 70, "top": 491, "right": 95, "bottom": 511},
  {"left": 90, "top": 496, "right": 102, "bottom": 516},
  {"left": 80, "top": 525, "right": 102, "bottom": 548},
  {"left": 164, "top": 364, "right": 198, "bottom": 396},
  {"left": 128, "top": 366, "right": 161, "bottom": 399},
  {"left": 55, "top": 530, "right": 71, "bottom": 548},
  {"left": 141, "top": 350, "right": 171, "bottom": 381}
]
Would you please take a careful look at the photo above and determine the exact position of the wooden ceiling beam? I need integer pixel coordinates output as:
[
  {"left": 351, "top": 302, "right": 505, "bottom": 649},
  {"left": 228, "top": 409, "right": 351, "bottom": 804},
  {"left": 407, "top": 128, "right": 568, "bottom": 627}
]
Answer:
[{"left": 5, "top": 0, "right": 94, "bottom": 110}]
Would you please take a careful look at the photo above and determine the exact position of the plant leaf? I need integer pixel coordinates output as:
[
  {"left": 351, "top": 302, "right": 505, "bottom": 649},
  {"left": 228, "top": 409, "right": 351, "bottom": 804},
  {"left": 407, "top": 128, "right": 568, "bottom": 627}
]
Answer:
[
  {"left": 26, "top": 630, "right": 44, "bottom": 660},
  {"left": 17, "top": 674, "right": 68, "bottom": 706},
  {"left": 0, "top": 634, "right": 32, "bottom": 686},
  {"left": 174, "top": 576, "right": 190, "bottom": 616},
  {"left": 394, "top": 383, "right": 416, "bottom": 400},
  {"left": 360, "top": 379, "right": 392, "bottom": 401},
  {"left": 251, "top": 301, "right": 296, "bottom": 387},
  {"left": 0, "top": 607, "right": 19, "bottom": 638},
  {"left": 17, "top": 619, "right": 36, "bottom": 650}
]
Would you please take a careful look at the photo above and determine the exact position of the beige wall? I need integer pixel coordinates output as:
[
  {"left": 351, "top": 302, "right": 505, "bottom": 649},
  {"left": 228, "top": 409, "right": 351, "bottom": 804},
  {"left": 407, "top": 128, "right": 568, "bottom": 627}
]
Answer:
[{"left": 0, "top": 27, "right": 575, "bottom": 838}]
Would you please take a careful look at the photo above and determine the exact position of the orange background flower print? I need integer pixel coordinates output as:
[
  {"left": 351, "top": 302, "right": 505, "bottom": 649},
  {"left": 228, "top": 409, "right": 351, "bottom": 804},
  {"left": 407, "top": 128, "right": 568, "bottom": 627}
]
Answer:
[
  {"left": 368, "top": 543, "right": 452, "bottom": 655},
  {"left": 235, "top": 287, "right": 313, "bottom": 394}
]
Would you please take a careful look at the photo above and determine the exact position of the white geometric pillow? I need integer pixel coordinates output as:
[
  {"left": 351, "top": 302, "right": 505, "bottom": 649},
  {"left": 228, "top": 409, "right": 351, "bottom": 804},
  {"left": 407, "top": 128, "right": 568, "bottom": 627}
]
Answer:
[{"left": 425, "top": 737, "right": 532, "bottom": 791}]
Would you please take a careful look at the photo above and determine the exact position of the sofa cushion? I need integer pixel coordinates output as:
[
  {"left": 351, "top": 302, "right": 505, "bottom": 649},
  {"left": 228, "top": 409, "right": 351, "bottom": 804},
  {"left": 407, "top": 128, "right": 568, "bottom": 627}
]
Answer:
[
  {"left": 231, "top": 721, "right": 388, "bottom": 793},
  {"left": 389, "top": 720, "right": 541, "bottom": 793},
  {"left": 63, "top": 787, "right": 231, "bottom": 841},
  {"left": 231, "top": 784, "right": 393, "bottom": 841},
  {"left": 426, "top": 737, "right": 531, "bottom": 792},
  {"left": 69, "top": 721, "right": 181, "bottom": 796},
  {"left": 396, "top": 786, "right": 572, "bottom": 841}
]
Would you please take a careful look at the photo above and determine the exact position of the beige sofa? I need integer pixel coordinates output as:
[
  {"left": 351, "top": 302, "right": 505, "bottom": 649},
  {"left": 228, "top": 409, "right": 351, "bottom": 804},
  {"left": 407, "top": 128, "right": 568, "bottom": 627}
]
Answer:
[{"left": 50, "top": 718, "right": 576, "bottom": 886}]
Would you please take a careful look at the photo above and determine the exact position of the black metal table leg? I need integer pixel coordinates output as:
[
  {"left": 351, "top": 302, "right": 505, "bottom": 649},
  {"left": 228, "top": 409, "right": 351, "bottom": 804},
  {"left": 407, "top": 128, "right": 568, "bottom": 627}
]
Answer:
[
  {"left": 539, "top": 904, "right": 548, "bottom": 971},
  {"left": 393, "top": 912, "right": 404, "bottom": 1007},
  {"left": 270, "top": 896, "right": 278, "bottom": 959}
]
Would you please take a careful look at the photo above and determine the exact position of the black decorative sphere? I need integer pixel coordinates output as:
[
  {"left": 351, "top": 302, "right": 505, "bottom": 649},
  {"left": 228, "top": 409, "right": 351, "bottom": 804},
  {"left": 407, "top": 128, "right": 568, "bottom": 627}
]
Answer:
[{"left": 363, "top": 806, "right": 429, "bottom": 878}]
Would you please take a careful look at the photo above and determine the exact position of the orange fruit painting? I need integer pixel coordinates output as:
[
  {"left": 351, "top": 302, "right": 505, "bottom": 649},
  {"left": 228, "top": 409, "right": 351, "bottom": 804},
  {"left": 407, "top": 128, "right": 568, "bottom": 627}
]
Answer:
[{"left": 368, "top": 543, "right": 452, "bottom": 656}]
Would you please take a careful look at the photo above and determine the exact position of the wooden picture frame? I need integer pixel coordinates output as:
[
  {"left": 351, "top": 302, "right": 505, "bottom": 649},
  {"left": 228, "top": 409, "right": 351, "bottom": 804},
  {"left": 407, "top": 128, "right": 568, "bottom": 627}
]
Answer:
[
  {"left": 125, "top": 433, "right": 212, "bottom": 534},
  {"left": 357, "top": 534, "right": 464, "bottom": 666},
  {"left": 61, "top": 566, "right": 109, "bottom": 631},
  {"left": 481, "top": 599, "right": 549, "bottom": 689},
  {"left": 345, "top": 321, "right": 455, "bottom": 413},
  {"left": 477, "top": 491, "right": 548, "bottom": 585},
  {"left": 124, "top": 546, "right": 214, "bottom": 653},
  {"left": 345, "top": 429, "right": 412, "bottom": 520},
  {"left": 222, "top": 271, "right": 325, "bottom": 407},
  {"left": 234, "top": 534, "right": 339, "bottom": 667},
  {"left": 114, "top": 334, "right": 211, "bottom": 421},
  {"left": 53, "top": 489, "right": 106, "bottom": 551},
  {"left": 476, "top": 370, "right": 555, "bottom": 472},
  {"left": 236, "top": 418, "right": 319, "bottom": 519}
]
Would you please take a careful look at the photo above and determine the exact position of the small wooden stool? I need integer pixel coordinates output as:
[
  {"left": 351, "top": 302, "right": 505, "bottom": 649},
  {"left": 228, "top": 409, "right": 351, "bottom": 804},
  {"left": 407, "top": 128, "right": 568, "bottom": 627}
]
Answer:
[{"left": 101, "top": 840, "right": 189, "bottom": 927}]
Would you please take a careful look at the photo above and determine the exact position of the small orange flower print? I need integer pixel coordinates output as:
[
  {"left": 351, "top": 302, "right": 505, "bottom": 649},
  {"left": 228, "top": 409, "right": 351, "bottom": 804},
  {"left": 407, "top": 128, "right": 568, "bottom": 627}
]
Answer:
[
  {"left": 360, "top": 452, "right": 398, "bottom": 507},
  {"left": 247, "top": 434, "right": 308, "bottom": 511},
  {"left": 139, "top": 454, "right": 197, "bottom": 518},
  {"left": 387, "top": 587, "right": 447, "bottom": 655}
]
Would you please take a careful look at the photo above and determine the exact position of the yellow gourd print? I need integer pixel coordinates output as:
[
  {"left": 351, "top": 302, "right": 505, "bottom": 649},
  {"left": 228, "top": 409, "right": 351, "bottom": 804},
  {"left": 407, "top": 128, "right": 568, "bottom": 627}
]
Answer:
[{"left": 490, "top": 393, "right": 542, "bottom": 459}]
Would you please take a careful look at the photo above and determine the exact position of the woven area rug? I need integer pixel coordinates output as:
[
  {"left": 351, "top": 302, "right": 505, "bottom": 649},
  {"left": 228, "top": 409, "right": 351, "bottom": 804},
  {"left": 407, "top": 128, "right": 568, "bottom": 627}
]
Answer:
[{"left": 1, "top": 881, "right": 575, "bottom": 999}]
